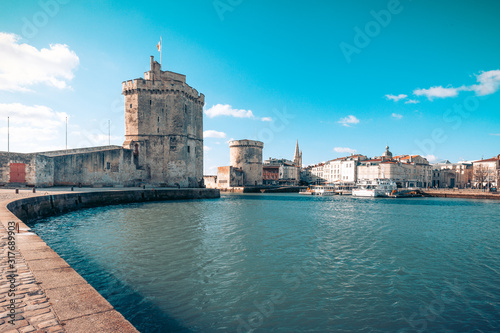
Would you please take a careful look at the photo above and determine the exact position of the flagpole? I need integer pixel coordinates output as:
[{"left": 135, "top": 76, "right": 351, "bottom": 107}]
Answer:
[{"left": 160, "top": 36, "right": 162, "bottom": 66}]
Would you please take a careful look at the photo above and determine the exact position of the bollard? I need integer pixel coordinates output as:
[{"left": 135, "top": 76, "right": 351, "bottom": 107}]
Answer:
[
  {"left": 15, "top": 188, "right": 19, "bottom": 194},
  {"left": 71, "top": 186, "right": 74, "bottom": 191},
  {"left": 33, "top": 187, "right": 36, "bottom": 193}
]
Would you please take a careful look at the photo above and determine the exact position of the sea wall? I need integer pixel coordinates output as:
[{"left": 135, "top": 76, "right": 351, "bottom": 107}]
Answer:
[
  {"left": 8, "top": 188, "right": 220, "bottom": 223},
  {"left": 422, "top": 189, "right": 500, "bottom": 200}
]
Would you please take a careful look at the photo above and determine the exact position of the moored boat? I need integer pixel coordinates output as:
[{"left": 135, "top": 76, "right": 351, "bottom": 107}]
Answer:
[{"left": 352, "top": 179, "right": 397, "bottom": 197}]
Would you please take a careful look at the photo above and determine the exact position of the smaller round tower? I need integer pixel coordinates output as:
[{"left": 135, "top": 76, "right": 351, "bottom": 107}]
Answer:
[{"left": 229, "top": 140, "right": 264, "bottom": 186}]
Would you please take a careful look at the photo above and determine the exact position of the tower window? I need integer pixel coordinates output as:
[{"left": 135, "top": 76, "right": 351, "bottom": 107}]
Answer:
[
  {"left": 187, "top": 146, "right": 190, "bottom": 153},
  {"left": 106, "top": 162, "right": 110, "bottom": 170},
  {"left": 150, "top": 100, "right": 152, "bottom": 105},
  {"left": 157, "top": 128, "right": 159, "bottom": 133},
  {"left": 130, "top": 104, "right": 132, "bottom": 108},
  {"left": 158, "top": 116, "right": 160, "bottom": 122},
  {"left": 184, "top": 105, "right": 187, "bottom": 113}
]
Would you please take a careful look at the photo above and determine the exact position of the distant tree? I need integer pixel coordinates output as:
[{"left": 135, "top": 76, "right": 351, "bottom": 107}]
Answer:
[{"left": 474, "top": 164, "right": 488, "bottom": 188}]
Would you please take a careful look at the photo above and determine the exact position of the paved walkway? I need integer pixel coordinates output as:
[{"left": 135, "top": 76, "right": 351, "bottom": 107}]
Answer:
[
  {"left": 0, "top": 188, "right": 138, "bottom": 333},
  {"left": 1, "top": 189, "right": 68, "bottom": 332}
]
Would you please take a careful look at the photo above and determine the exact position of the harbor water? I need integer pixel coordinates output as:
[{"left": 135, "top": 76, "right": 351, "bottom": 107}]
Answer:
[{"left": 28, "top": 194, "right": 500, "bottom": 332}]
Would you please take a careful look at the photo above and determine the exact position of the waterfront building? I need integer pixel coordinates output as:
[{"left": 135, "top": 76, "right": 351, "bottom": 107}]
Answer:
[
  {"left": 306, "top": 163, "right": 326, "bottom": 185},
  {"left": 262, "top": 141, "right": 302, "bottom": 185},
  {"left": 356, "top": 147, "right": 432, "bottom": 188},
  {"left": 0, "top": 56, "right": 205, "bottom": 188},
  {"left": 263, "top": 158, "right": 300, "bottom": 185},
  {"left": 322, "top": 154, "right": 367, "bottom": 184},
  {"left": 472, "top": 155, "right": 500, "bottom": 188},
  {"left": 431, "top": 161, "right": 473, "bottom": 188},
  {"left": 263, "top": 165, "right": 280, "bottom": 185}
]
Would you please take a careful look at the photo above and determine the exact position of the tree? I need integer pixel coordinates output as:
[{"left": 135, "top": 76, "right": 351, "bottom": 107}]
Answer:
[{"left": 474, "top": 164, "right": 488, "bottom": 188}]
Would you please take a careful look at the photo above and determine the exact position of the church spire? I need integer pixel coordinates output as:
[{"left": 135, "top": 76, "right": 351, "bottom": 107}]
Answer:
[{"left": 294, "top": 140, "right": 302, "bottom": 167}]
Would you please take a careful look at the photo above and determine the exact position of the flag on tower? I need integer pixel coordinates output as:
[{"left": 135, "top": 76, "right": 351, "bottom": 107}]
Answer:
[{"left": 157, "top": 36, "right": 162, "bottom": 65}]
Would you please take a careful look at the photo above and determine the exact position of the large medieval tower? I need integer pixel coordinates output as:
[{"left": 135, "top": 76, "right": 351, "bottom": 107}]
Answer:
[{"left": 122, "top": 56, "right": 204, "bottom": 187}]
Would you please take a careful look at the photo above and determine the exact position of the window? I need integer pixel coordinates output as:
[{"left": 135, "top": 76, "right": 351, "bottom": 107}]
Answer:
[
  {"left": 157, "top": 128, "right": 159, "bottom": 133},
  {"left": 106, "top": 162, "right": 110, "bottom": 170},
  {"left": 150, "top": 100, "right": 152, "bottom": 105},
  {"left": 130, "top": 104, "right": 132, "bottom": 108},
  {"left": 187, "top": 146, "right": 190, "bottom": 153},
  {"left": 158, "top": 116, "right": 160, "bottom": 122},
  {"left": 170, "top": 146, "right": 176, "bottom": 151}
]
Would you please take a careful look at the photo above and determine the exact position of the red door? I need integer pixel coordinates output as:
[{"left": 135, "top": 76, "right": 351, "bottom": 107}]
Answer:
[{"left": 10, "top": 163, "right": 26, "bottom": 183}]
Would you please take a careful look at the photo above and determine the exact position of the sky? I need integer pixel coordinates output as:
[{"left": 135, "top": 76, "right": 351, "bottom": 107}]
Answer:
[{"left": 1, "top": 0, "right": 500, "bottom": 174}]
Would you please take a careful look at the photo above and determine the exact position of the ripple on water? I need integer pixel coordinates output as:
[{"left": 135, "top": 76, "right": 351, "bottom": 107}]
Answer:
[{"left": 28, "top": 195, "right": 500, "bottom": 332}]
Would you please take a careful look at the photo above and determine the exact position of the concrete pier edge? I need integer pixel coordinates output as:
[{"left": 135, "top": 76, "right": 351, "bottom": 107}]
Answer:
[{"left": 0, "top": 188, "right": 220, "bottom": 332}]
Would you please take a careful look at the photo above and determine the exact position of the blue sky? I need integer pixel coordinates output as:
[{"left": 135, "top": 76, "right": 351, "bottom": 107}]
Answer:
[{"left": 1, "top": 0, "right": 500, "bottom": 173}]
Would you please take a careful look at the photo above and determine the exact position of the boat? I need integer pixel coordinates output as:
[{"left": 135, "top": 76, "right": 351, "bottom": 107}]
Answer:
[
  {"left": 299, "top": 185, "right": 336, "bottom": 196},
  {"left": 352, "top": 178, "right": 397, "bottom": 197}
]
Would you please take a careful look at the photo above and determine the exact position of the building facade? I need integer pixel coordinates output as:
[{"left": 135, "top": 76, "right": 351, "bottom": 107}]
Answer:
[
  {"left": 472, "top": 156, "right": 500, "bottom": 188},
  {"left": 357, "top": 151, "right": 432, "bottom": 188}
]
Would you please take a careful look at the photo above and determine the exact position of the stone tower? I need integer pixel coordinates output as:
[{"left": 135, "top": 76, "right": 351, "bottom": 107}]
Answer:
[
  {"left": 122, "top": 56, "right": 204, "bottom": 187},
  {"left": 229, "top": 139, "right": 264, "bottom": 186},
  {"left": 293, "top": 140, "right": 302, "bottom": 167}
]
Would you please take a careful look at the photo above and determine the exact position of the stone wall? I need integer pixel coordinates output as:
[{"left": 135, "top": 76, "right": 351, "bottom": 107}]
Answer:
[
  {"left": 52, "top": 148, "right": 144, "bottom": 186},
  {"left": 229, "top": 140, "right": 263, "bottom": 186},
  {"left": 0, "top": 152, "right": 55, "bottom": 186}
]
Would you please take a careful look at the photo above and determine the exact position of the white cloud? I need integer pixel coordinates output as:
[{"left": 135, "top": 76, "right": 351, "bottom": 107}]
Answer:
[
  {"left": 261, "top": 117, "right": 272, "bottom": 122},
  {"left": 204, "top": 104, "right": 254, "bottom": 119},
  {"left": 385, "top": 94, "right": 407, "bottom": 102},
  {"left": 489, "top": 133, "right": 500, "bottom": 136},
  {"left": 0, "top": 103, "right": 67, "bottom": 129},
  {"left": 0, "top": 103, "right": 69, "bottom": 152},
  {"left": 424, "top": 154, "right": 439, "bottom": 163},
  {"left": 413, "top": 86, "right": 460, "bottom": 100},
  {"left": 469, "top": 70, "right": 500, "bottom": 96},
  {"left": 391, "top": 113, "right": 403, "bottom": 119},
  {"left": 203, "top": 130, "right": 226, "bottom": 138},
  {"left": 338, "top": 115, "right": 359, "bottom": 127},
  {"left": 203, "top": 145, "right": 212, "bottom": 151},
  {"left": 70, "top": 129, "right": 121, "bottom": 147},
  {"left": 412, "top": 70, "right": 500, "bottom": 101},
  {"left": 334, "top": 147, "right": 357, "bottom": 154},
  {"left": 405, "top": 99, "right": 420, "bottom": 104},
  {"left": 0, "top": 32, "right": 79, "bottom": 92}
]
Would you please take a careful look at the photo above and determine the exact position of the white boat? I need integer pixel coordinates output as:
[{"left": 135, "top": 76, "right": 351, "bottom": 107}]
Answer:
[
  {"left": 352, "top": 179, "right": 397, "bottom": 197},
  {"left": 299, "top": 185, "right": 336, "bottom": 196}
]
